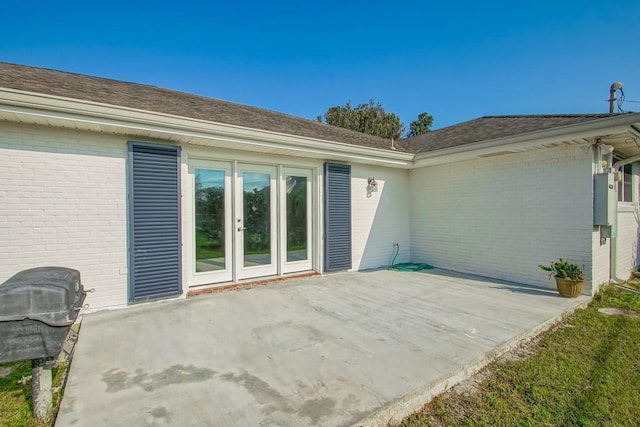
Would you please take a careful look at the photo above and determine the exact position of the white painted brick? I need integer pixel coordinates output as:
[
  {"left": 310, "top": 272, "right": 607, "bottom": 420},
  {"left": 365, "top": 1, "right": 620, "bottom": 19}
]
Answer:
[
  {"left": 613, "top": 162, "right": 640, "bottom": 281},
  {"left": 410, "top": 145, "right": 597, "bottom": 293},
  {"left": 351, "top": 165, "right": 411, "bottom": 271},
  {"left": 616, "top": 208, "right": 638, "bottom": 280},
  {"left": 3, "top": 119, "right": 636, "bottom": 311},
  {"left": 0, "top": 123, "right": 128, "bottom": 310}
]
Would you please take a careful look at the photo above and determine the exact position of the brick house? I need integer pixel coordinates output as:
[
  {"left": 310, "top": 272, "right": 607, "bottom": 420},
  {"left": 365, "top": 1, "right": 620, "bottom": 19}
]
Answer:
[{"left": 1, "top": 62, "right": 639, "bottom": 310}]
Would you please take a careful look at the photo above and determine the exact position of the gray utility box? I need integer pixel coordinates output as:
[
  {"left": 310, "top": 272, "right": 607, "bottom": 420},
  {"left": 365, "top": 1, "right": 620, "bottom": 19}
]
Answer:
[
  {"left": 593, "top": 173, "right": 617, "bottom": 226},
  {"left": 0, "top": 267, "right": 86, "bottom": 364}
]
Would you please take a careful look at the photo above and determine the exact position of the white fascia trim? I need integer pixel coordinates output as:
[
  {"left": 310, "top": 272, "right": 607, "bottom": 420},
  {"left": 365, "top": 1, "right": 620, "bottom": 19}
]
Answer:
[
  {"left": 413, "top": 114, "right": 640, "bottom": 168},
  {"left": 0, "top": 88, "right": 414, "bottom": 167}
]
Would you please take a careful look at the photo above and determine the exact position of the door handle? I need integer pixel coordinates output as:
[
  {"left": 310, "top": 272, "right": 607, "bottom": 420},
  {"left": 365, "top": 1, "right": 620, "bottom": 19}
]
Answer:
[{"left": 237, "top": 227, "right": 245, "bottom": 232}]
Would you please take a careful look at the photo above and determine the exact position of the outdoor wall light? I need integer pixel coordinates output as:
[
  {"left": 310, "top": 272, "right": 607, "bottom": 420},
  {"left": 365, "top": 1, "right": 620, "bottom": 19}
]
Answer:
[{"left": 366, "top": 177, "right": 378, "bottom": 198}]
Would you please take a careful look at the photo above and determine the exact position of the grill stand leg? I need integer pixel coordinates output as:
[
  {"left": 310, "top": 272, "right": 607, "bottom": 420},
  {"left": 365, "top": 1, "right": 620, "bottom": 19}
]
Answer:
[{"left": 32, "top": 358, "right": 53, "bottom": 420}]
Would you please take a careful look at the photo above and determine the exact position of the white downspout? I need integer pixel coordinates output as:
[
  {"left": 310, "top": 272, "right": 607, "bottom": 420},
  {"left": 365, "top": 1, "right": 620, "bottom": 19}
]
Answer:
[{"left": 610, "top": 154, "right": 640, "bottom": 283}]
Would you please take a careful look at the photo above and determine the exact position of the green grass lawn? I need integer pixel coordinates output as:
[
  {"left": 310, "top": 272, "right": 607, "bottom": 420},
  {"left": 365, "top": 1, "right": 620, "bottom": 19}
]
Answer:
[
  {"left": 400, "top": 285, "right": 640, "bottom": 427},
  {"left": 0, "top": 360, "right": 68, "bottom": 427},
  {"left": 195, "top": 230, "right": 224, "bottom": 260}
]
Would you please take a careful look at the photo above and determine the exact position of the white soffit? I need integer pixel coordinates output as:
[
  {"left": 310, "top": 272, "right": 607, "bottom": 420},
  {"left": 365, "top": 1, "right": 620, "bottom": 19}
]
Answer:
[
  {"left": 0, "top": 89, "right": 414, "bottom": 168},
  {"left": 2, "top": 88, "right": 639, "bottom": 169},
  {"left": 414, "top": 115, "right": 640, "bottom": 168}
]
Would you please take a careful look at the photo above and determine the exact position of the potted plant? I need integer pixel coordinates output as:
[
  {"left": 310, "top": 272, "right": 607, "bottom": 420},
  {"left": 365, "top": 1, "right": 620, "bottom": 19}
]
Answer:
[{"left": 538, "top": 258, "right": 585, "bottom": 298}]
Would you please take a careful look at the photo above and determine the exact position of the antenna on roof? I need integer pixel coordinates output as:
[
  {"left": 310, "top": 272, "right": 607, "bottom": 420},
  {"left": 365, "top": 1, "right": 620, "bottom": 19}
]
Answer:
[{"left": 608, "top": 82, "right": 624, "bottom": 113}]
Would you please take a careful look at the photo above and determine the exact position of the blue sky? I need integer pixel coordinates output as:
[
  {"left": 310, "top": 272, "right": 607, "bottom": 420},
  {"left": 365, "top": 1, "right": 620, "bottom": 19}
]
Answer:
[{"left": 2, "top": 1, "right": 639, "bottom": 131}]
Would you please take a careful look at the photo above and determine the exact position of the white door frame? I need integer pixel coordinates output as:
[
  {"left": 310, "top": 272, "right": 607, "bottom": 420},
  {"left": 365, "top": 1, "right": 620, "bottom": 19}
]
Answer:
[
  {"left": 235, "top": 163, "right": 278, "bottom": 280},
  {"left": 281, "top": 167, "right": 313, "bottom": 273},
  {"left": 187, "top": 157, "right": 317, "bottom": 288},
  {"left": 188, "top": 160, "right": 233, "bottom": 286}
]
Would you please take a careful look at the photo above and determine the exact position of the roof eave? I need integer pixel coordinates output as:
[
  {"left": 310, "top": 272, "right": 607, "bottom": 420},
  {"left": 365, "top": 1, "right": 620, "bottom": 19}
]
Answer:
[
  {"left": 412, "top": 113, "right": 640, "bottom": 167},
  {"left": 0, "top": 88, "right": 414, "bottom": 167}
]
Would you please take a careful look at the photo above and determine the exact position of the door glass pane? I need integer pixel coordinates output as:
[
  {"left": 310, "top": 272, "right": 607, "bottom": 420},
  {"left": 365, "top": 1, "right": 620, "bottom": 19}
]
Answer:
[
  {"left": 194, "top": 169, "right": 225, "bottom": 272},
  {"left": 243, "top": 172, "right": 271, "bottom": 267},
  {"left": 286, "top": 176, "right": 308, "bottom": 262}
]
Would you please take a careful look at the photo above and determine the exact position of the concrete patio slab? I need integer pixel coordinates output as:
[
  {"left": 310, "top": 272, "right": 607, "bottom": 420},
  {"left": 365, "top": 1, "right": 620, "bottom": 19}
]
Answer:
[{"left": 55, "top": 269, "right": 589, "bottom": 426}]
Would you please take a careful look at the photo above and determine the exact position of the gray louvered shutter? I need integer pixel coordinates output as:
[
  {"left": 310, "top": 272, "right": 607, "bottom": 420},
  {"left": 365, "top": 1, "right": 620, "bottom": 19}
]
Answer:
[
  {"left": 324, "top": 163, "right": 351, "bottom": 272},
  {"left": 128, "top": 142, "right": 182, "bottom": 303}
]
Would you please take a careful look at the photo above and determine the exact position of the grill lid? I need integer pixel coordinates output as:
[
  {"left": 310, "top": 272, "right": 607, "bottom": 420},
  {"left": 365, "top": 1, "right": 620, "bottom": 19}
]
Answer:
[{"left": 0, "top": 267, "right": 86, "bottom": 326}]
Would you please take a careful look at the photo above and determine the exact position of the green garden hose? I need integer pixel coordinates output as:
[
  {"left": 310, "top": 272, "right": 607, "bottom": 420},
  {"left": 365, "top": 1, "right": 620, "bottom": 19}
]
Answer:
[{"left": 388, "top": 243, "right": 434, "bottom": 271}]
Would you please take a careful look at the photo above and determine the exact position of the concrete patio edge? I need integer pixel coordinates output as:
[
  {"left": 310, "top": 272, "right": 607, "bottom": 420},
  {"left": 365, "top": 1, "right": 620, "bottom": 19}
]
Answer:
[
  {"left": 55, "top": 270, "right": 593, "bottom": 426},
  {"left": 353, "top": 297, "right": 591, "bottom": 427}
]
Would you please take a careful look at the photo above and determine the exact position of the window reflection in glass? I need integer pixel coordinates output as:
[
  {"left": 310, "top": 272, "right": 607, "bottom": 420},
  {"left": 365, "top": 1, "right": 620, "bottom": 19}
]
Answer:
[
  {"left": 194, "top": 169, "right": 225, "bottom": 272},
  {"left": 286, "top": 176, "right": 307, "bottom": 262},
  {"left": 243, "top": 172, "right": 271, "bottom": 267}
]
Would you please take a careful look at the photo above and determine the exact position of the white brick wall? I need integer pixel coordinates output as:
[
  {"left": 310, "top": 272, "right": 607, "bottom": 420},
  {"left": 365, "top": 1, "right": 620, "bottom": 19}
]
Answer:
[
  {"left": 3, "top": 119, "right": 630, "bottom": 311},
  {"left": 591, "top": 228, "right": 611, "bottom": 292},
  {"left": 614, "top": 163, "right": 640, "bottom": 280},
  {"left": 409, "top": 144, "right": 596, "bottom": 293},
  {"left": 590, "top": 154, "right": 610, "bottom": 292},
  {"left": 351, "top": 165, "right": 411, "bottom": 271},
  {"left": 0, "top": 123, "right": 128, "bottom": 310},
  {"left": 616, "top": 208, "right": 638, "bottom": 280}
]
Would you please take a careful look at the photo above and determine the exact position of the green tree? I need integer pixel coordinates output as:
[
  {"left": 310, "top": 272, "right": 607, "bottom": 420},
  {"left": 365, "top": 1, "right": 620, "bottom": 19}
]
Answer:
[
  {"left": 317, "top": 99, "right": 404, "bottom": 140},
  {"left": 194, "top": 172, "right": 224, "bottom": 241},
  {"left": 407, "top": 112, "right": 434, "bottom": 137},
  {"left": 244, "top": 187, "right": 270, "bottom": 253}
]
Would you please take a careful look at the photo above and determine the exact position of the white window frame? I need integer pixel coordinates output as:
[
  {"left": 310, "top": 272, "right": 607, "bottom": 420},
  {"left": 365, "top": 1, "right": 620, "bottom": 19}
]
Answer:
[{"left": 617, "top": 163, "right": 634, "bottom": 204}]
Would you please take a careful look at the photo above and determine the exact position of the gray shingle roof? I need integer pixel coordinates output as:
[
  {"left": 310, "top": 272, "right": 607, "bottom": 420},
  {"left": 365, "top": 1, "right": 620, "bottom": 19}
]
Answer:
[
  {"left": 399, "top": 114, "right": 620, "bottom": 153},
  {"left": 0, "top": 62, "right": 402, "bottom": 152},
  {"left": 0, "top": 62, "right": 628, "bottom": 156}
]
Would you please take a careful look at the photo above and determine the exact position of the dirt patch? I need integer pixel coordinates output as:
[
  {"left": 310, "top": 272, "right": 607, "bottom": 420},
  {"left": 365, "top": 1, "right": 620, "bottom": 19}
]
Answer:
[
  {"left": 598, "top": 307, "right": 640, "bottom": 319},
  {"left": 450, "top": 369, "right": 492, "bottom": 397},
  {"left": 0, "top": 366, "right": 14, "bottom": 378}
]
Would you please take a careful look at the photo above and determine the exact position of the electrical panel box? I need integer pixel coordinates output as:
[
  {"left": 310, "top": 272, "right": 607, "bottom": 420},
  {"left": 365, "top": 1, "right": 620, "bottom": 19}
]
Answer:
[{"left": 593, "top": 173, "right": 617, "bottom": 226}]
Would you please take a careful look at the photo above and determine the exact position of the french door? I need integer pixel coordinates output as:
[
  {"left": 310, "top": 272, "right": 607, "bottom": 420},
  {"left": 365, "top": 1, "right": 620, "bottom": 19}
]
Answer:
[
  {"left": 281, "top": 168, "right": 312, "bottom": 273},
  {"left": 191, "top": 160, "right": 233, "bottom": 285},
  {"left": 236, "top": 164, "right": 278, "bottom": 279},
  {"left": 190, "top": 161, "right": 312, "bottom": 286}
]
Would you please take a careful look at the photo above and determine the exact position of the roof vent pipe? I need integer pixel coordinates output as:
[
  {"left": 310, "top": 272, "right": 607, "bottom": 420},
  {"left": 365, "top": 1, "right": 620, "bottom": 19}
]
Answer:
[{"left": 609, "top": 82, "right": 624, "bottom": 114}]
